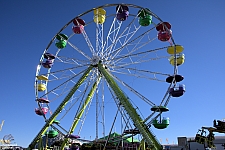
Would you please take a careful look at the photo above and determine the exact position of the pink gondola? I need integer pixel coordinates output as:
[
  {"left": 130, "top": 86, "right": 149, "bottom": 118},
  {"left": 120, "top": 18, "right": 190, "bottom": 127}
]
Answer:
[
  {"left": 35, "top": 107, "right": 48, "bottom": 115},
  {"left": 73, "top": 18, "right": 85, "bottom": 26},
  {"left": 72, "top": 25, "right": 84, "bottom": 34}
]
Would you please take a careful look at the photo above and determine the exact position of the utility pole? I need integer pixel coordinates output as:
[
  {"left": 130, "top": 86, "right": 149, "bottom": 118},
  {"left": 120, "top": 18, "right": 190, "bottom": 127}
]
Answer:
[{"left": 0, "top": 120, "right": 4, "bottom": 131}]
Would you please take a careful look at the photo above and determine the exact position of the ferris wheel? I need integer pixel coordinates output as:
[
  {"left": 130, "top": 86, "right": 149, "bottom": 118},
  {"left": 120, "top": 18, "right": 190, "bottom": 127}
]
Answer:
[{"left": 30, "top": 3, "right": 185, "bottom": 150}]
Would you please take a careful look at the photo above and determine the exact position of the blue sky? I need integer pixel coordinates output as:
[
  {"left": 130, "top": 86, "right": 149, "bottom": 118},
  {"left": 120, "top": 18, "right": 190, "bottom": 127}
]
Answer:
[{"left": 0, "top": 0, "right": 225, "bottom": 148}]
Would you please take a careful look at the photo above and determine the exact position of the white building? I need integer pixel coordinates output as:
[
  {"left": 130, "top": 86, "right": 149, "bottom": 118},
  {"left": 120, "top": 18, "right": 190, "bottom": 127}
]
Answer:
[{"left": 163, "top": 136, "right": 225, "bottom": 150}]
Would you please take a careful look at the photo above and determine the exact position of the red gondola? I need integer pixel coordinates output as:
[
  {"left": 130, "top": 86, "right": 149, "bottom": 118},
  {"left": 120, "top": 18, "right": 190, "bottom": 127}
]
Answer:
[
  {"left": 156, "top": 22, "right": 171, "bottom": 31},
  {"left": 72, "top": 25, "right": 84, "bottom": 34},
  {"left": 157, "top": 30, "right": 172, "bottom": 42}
]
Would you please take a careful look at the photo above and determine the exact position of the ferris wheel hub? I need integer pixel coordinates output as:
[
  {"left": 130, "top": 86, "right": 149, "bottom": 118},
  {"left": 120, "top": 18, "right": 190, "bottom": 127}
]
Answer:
[{"left": 91, "top": 55, "right": 100, "bottom": 65}]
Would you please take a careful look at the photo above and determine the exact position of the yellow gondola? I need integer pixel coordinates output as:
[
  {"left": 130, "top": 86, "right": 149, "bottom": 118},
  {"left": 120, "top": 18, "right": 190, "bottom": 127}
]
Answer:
[
  {"left": 37, "top": 75, "right": 48, "bottom": 81},
  {"left": 93, "top": 8, "right": 106, "bottom": 24},
  {"left": 94, "top": 14, "right": 106, "bottom": 24},
  {"left": 93, "top": 8, "right": 106, "bottom": 15},
  {"left": 169, "top": 53, "right": 185, "bottom": 66},
  {"left": 37, "top": 83, "right": 46, "bottom": 91},
  {"left": 167, "top": 45, "right": 184, "bottom": 54}
]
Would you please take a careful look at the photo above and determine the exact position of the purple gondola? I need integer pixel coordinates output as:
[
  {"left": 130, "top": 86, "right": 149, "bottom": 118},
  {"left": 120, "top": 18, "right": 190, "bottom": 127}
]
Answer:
[
  {"left": 116, "top": 11, "right": 129, "bottom": 21},
  {"left": 169, "top": 84, "right": 185, "bottom": 97},
  {"left": 66, "top": 134, "right": 80, "bottom": 139},
  {"left": 42, "top": 60, "right": 53, "bottom": 68},
  {"left": 44, "top": 53, "right": 55, "bottom": 60},
  {"left": 116, "top": 5, "right": 129, "bottom": 13},
  {"left": 166, "top": 74, "right": 184, "bottom": 83},
  {"left": 116, "top": 5, "right": 129, "bottom": 21}
]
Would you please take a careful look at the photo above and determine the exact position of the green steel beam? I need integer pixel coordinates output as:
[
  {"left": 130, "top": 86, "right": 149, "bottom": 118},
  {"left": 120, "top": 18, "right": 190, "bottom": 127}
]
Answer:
[
  {"left": 60, "top": 77, "right": 101, "bottom": 149},
  {"left": 138, "top": 139, "right": 146, "bottom": 150},
  {"left": 98, "top": 63, "right": 162, "bottom": 150},
  {"left": 28, "top": 66, "right": 93, "bottom": 150}
]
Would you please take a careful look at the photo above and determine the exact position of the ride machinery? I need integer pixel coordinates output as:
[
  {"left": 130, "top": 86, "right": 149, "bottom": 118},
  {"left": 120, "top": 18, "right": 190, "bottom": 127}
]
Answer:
[
  {"left": 195, "top": 119, "right": 225, "bottom": 149},
  {"left": 0, "top": 121, "right": 15, "bottom": 145},
  {"left": 29, "top": 4, "right": 185, "bottom": 150}
]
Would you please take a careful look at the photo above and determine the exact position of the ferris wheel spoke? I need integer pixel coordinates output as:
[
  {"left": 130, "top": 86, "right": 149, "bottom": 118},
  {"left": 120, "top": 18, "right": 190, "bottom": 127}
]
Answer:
[
  {"left": 95, "top": 24, "right": 105, "bottom": 57},
  {"left": 81, "top": 28, "right": 96, "bottom": 56},
  {"left": 50, "top": 75, "right": 90, "bottom": 101},
  {"left": 107, "top": 19, "right": 156, "bottom": 62},
  {"left": 51, "top": 125, "right": 67, "bottom": 136},
  {"left": 103, "top": 15, "right": 139, "bottom": 60},
  {"left": 107, "top": 80, "right": 147, "bottom": 130},
  {"left": 110, "top": 56, "right": 169, "bottom": 69},
  {"left": 108, "top": 28, "right": 156, "bottom": 63},
  {"left": 113, "top": 46, "right": 168, "bottom": 60},
  {"left": 37, "top": 61, "right": 89, "bottom": 87},
  {"left": 77, "top": 100, "right": 92, "bottom": 135},
  {"left": 160, "top": 83, "right": 173, "bottom": 107},
  {"left": 98, "top": 79, "right": 105, "bottom": 120},
  {"left": 108, "top": 46, "right": 168, "bottom": 66},
  {"left": 110, "top": 68, "right": 166, "bottom": 82},
  {"left": 113, "top": 36, "right": 157, "bottom": 65},
  {"left": 110, "top": 73, "right": 156, "bottom": 106},
  {"left": 47, "top": 65, "right": 89, "bottom": 82},
  {"left": 61, "top": 76, "right": 101, "bottom": 148},
  {"left": 58, "top": 89, "right": 87, "bottom": 121},
  {"left": 143, "top": 111, "right": 156, "bottom": 124},
  {"left": 31, "top": 66, "right": 93, "bottom": 148},
  {"left": 109, "top": 66, "right": 170, "bottom": 83},
  {"left": 61, "top": 72, "right": 96, "bottom": 133},
  {"left": 77, "top": 73, "right": 98, "bottom": 136},
  {"left": 42, "top": 85, "right": 75, "bottom": 105},
  {"left": 108, "top": 27, "right": 142, "bottom": 61},
  {"left": 38, "top": 65, "right": 88, "bottom": 77},
  {"left": 102, "top": 19, "right": 123, "bottom": 61},
  {"left": 39, "top": 69, "right": 88, "bottom": 99},
  {"left": 56, "top": 55, "right": 90, "bottom": 66},
  {"left": 104, "top": 17, "right": 141, "bottom": 61},
  {"left": 67, "top": 40, "right": 91, "bottom": 60},
  {"left": 111, "top": 66, "right": 170, "bottom": 76},
  {"left": 109, "top": 43, "right": 161, "bottom": 66},
  {"left": 146, "top": 113, "right": 162, "bottom": 127},
  {"left": 48, "top": 70, "right": 85, "bottom": 82}
]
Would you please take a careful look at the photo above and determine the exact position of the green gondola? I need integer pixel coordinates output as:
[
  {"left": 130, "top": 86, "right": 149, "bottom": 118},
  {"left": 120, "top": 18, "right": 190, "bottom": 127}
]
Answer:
[
  {"left": 55, "top": 33, "right": 68, "bottom": 49},
  {"left": 152, "top": 118, "right": 169, "bottom": 129},
  {"left": 45, "top": 130, "right": 58, "bottom": 138}
]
